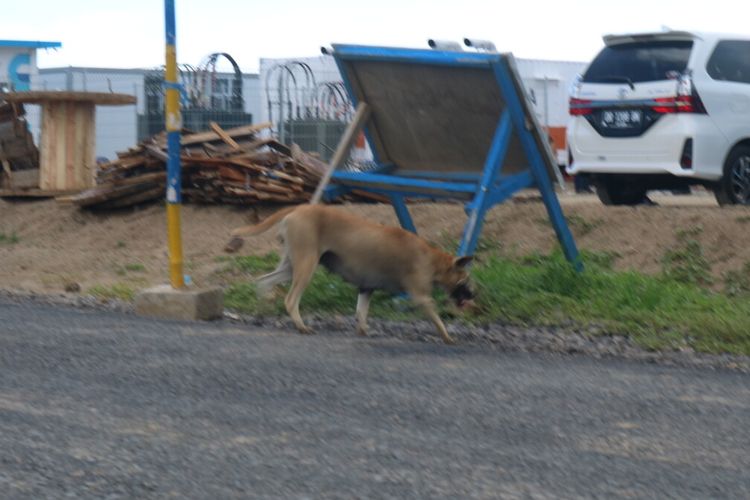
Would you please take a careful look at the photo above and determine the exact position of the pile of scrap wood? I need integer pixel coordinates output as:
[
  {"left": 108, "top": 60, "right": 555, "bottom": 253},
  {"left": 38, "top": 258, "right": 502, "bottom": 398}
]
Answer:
[
  {"left": 0, "top": 100, "right": 40, "bottom": 191},
  {"left": 61, "top": 121, "right": 378, "bottom": 210}
]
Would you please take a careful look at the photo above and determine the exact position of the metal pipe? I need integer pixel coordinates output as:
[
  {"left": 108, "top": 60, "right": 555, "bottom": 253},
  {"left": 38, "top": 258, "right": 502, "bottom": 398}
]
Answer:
[
  {"left": 463, "top": 38, "right": 497, "bottom": 52},
  {"left": 427, "top": 39, "right": 463, "bottom": 51},
  {"left": 543, "top": 77, "right": 549, "bottom": 133},
  {"left": 164, "top": 0, "right": 184, "bottom": 289}
]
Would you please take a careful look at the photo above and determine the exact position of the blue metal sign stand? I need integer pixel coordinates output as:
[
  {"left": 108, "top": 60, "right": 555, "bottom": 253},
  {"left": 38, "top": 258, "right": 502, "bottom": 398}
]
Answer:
[{"left": 322, "top": 45, "right": 582, "bottom": 270}]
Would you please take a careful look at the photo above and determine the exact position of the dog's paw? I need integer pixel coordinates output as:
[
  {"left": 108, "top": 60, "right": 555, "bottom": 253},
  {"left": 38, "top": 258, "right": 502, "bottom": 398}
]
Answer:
[
  {"left": 296, "top": 326, "right": 315, "bottom": 335},
  {"left": 356, "top": 327, "right": 368, "bottom": 337},
  {"left": 442, "top": 335, "right": 457, "bottom": 345}
]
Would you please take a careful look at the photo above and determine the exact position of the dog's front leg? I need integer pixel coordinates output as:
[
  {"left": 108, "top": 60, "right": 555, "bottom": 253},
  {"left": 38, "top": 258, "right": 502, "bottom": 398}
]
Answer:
[
  {"left": 410, "top": 294, "right": 456, "bottom": 345},
  {"left": 356, "top": 290, "right": 372, "bottom": 336}
]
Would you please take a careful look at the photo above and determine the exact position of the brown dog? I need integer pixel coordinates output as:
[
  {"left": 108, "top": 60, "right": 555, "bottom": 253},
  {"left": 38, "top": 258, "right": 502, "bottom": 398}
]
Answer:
[{"left": 230, "top": 205, "right": 475, "bottom": 344}]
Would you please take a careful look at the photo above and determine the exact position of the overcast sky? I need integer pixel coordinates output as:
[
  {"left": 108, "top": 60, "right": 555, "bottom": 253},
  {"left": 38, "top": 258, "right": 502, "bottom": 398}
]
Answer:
[{"left": 5, "top": 0, "right": 748, "bottom": 72}]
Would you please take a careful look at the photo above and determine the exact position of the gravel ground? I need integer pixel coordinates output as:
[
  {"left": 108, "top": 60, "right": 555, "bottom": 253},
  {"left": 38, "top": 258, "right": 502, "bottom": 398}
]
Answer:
[
  {"left": 2, "top": 288, "right": 748, "bottom": 373},
  {"left": 1, "top": 296, "right": 749, "bottom": 499}
]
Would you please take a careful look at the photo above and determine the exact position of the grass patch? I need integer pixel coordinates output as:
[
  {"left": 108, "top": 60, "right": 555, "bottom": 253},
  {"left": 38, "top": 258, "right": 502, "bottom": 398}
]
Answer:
[
  {"left": 220, "top": 253, "right": 280, "bottom": 275},
  {"left": 661, "top": 226, "right": 713, "bottom": 286},
  {"left": 222, "top": 250, "right": 750, "bottom": 356},
  {"left": 88, "top": 283, "right": 137, "bottom": 301},
  {"left": 724, "top": 261, "right": 750, "bottom": 297},
  {"left": 115, "top": 263, "right": 147, "bottom": 276},
  {"left": 474, "top": 251, "right": 750, "bottom": 354},
  {"left": 0, "top": 232, "right": 20, "bottom": 244}
]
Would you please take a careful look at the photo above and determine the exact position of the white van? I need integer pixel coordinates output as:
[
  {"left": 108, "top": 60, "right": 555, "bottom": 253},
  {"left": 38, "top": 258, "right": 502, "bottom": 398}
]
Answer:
[{"left": 567, "top": 31, "right": 750, "bottom": 205}]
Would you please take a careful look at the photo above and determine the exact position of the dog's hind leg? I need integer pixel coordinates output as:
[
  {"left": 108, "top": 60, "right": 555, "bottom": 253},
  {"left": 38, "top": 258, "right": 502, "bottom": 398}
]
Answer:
[
  {"left": 284, "top": 254, "right": 318, "bottom": 334},
  {"left": 255, "top": 253, "right": 292, "bottom": 296},
  {"left": 355, "top": 290, "right": 372, "bottom": 336}
]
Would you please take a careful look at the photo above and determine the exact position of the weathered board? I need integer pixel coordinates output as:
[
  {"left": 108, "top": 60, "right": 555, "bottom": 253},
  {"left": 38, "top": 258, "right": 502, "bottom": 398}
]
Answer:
[{"left": 40, "top": 100, "right": 96, "bottom": 191}]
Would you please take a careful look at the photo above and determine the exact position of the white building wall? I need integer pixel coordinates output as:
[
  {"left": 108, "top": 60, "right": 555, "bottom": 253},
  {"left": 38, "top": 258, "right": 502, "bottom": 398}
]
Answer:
[
  {"left": 514, "top": 58, "right": 586, "bottom": 128},
  {"left": 514, "top": 59, "right": 586, "bottom": 164},
  {"left": 242, "top": 75, "right": 262, "bottom": 126},
  {"left": 36, "top": 71, "right": 66, "bottom": 91},
  {"left": 35, "top": 68, "right": 142, "bottom": 161}
]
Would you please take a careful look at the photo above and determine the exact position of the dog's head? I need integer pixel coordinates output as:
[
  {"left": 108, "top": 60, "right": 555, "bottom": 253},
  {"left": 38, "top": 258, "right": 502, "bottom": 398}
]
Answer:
[{"left": 445, "top": 256, "right": 476, "bottom": 310}]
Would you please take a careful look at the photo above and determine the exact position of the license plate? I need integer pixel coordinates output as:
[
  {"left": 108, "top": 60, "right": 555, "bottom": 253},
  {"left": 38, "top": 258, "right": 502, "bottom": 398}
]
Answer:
[{"left": 601, "top": 109, "right": 642, "bottom": 129}]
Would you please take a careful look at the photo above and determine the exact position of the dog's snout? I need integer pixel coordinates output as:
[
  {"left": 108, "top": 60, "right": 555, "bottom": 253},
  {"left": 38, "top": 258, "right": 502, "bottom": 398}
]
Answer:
[{"left": 450, "top": 281, "right": 475, "bottom": 305}]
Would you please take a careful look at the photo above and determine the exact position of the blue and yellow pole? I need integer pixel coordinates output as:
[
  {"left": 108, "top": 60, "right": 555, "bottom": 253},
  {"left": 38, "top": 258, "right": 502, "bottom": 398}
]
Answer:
[{"left": 164, "top": 0, "right": 184, "bottom": 288}]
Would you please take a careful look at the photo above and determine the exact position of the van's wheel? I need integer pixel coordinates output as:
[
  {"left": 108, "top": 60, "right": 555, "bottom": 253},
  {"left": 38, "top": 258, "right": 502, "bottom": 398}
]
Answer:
[
  {"left": 715, "top": 145, "right": 750, "bottom": 206},
  {"left": 593, "top": 177, "right": 648, "bottom": 206}
]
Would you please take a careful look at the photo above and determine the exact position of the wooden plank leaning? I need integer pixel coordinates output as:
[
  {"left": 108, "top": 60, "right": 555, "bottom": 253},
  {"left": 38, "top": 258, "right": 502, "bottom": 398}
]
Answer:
[{"left": 310, "top": 102, "right": 370, "bottom": 205}]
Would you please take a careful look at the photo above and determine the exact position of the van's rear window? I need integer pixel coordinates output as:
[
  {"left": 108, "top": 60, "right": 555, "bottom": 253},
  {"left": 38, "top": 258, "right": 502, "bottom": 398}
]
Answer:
[{"left": 583, "top": 40, "right": 693, "bottom": 83}]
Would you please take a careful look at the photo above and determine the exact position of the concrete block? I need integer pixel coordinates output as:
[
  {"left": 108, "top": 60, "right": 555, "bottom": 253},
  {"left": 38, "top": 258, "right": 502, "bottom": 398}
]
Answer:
[{"left": 135, "top": 284, "right": 223, "bottom": 321}]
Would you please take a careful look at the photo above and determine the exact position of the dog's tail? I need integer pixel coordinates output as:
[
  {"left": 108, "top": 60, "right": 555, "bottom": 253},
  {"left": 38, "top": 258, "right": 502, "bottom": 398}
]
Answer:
[{"left": 231, "top": 206, "right": 299, "bottom": 237}]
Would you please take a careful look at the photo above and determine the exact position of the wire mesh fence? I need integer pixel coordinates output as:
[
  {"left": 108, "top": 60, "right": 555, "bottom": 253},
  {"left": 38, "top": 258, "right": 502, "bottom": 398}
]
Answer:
[
  {"left": 259, "top": 56, "right": 371, "bottom": 164},
  {"left": 31, "top": 56, "right": 376, "bottom": 165}
]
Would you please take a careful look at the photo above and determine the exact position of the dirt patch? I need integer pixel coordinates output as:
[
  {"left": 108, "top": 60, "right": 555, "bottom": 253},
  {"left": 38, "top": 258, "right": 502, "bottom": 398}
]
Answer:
[{"left": 1, "top": 191, "right": 749, "bottom": 295}]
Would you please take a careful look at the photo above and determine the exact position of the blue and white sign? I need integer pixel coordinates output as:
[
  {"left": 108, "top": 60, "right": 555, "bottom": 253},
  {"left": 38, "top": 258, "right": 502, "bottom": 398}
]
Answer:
[
  {"left": 0, "top": 47, "right": 35, "bottom": 91},
  {"left": 8, "top": 53, "right": 31, "bottom": 90},
  {"left": 0, "top": 41, "right": 60, "bottom": 92}
]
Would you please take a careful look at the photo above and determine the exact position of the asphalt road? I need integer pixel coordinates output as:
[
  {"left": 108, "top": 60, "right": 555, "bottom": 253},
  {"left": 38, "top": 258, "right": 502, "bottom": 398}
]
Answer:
[{"left": 1, "top": 298, "right": 748, "bottom": 499}]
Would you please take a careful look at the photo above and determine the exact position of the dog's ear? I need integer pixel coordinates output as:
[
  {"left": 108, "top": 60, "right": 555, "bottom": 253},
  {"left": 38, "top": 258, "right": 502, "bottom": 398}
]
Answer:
[{"left": 453, "top": 256, "right": 473, "bottom": 269}]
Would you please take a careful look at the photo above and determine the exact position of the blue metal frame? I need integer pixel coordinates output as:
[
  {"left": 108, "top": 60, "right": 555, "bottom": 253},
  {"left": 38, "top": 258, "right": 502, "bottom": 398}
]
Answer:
[
  {"left": 0, "top": 40, "right": 61, "bottom": 49},
  {"left": 492, "top": 61, "right": 582, "bottom": 270},
  {"left": 332, "top": 44, "right": 500, "bottom": 68},
  {"left": 323, "top": 44, "right": 581, "bottom": 270},
  {"left": 390, "top": 194, "right": 416, "bottom": 233},
  {"left": 457, "top": 109, "right": 512, "bottom": 256}
]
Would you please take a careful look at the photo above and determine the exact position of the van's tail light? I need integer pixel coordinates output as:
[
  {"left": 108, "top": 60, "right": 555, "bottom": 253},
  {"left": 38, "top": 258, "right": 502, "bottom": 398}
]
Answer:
[
  {"left": 651, "top": 94, "right": 707, "bottom": 114},
  {"left": 569, "top": 98, "right": 593, "bottom": 116},
  {"left": 652, "top": 75, "right": 707, "bottom": 114}
]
